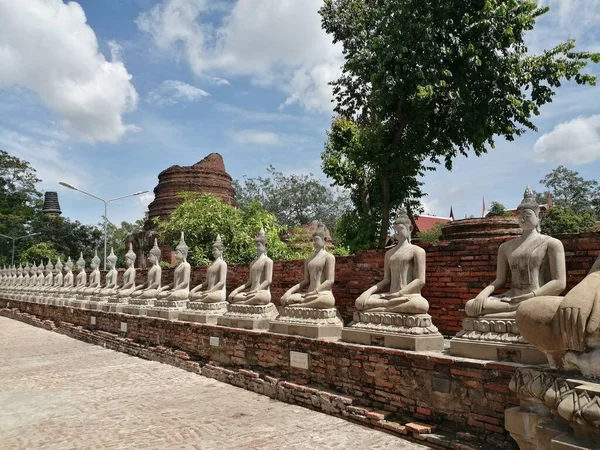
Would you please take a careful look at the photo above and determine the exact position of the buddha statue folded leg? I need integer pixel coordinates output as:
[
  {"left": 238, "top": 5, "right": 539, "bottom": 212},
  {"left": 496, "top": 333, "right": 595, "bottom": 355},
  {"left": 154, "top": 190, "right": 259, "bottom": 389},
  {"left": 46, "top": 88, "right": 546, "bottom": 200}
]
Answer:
[
  {"left": 129, "top": 290, "right": 143, "bottom": 298},
  {"left": 284, "top": 291, "right": 335, "bottom": 309},
  {"left": 358, "top": 293, "right": 429, "bottom": 314},
  {"left": 190, "top": 291, "right": 224, "bottom": 303},
  {"left": 464, "top": 296, "right": 519, "bottom": 318},
  {"left": 230, "top": 290, "right": 271, "bottom": 305},
  {"left": 139, "top": 288, "right": 160, "bottom": 299},
  {"left": 164, "top": 289, "right": 189, "bottom": 301}
]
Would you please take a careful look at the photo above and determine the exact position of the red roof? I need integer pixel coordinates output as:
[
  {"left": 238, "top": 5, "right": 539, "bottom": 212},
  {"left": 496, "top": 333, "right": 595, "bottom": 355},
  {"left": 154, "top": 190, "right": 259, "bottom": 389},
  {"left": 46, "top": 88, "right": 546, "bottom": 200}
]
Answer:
[{"left": 413, "top": 215, "right": 452, "bottom": 233}]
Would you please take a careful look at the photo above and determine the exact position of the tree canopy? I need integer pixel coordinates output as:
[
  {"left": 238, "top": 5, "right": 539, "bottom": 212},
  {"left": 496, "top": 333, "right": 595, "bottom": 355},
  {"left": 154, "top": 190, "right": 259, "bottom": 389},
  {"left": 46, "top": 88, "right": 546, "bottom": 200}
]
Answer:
[{"left": 320, "top": 0, "right": 600, "bottom": 247}]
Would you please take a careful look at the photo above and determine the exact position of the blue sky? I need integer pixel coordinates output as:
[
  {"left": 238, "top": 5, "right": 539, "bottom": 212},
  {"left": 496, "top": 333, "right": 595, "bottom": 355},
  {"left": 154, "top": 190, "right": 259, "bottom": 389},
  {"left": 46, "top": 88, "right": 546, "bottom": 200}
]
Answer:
[{"left": 1, "top": 0, "right": 599, "bottom": 227}]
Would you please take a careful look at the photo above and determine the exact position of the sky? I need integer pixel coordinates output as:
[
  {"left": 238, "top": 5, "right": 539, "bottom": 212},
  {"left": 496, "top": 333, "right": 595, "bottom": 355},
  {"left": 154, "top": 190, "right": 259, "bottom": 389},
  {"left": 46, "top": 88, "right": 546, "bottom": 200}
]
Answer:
[{"left": 0, "top": 0, "right": 599, "bottom": 227}]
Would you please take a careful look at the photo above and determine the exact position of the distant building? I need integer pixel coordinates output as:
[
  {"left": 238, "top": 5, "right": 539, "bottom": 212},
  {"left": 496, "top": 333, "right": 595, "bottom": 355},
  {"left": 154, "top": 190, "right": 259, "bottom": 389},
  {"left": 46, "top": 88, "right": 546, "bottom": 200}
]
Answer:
[
  {"left": 412, "top": 214, "right": 452, "bottom": 237},
  {"left": 42, "top": 191, "right": 62, "bottom": 218}
]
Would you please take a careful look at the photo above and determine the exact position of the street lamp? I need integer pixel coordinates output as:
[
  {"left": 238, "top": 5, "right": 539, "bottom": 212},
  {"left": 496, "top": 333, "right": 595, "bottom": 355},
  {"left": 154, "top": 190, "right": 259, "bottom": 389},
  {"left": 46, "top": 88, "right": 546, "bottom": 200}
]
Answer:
[
  {"left": 59, "top": 182, "right": 149, "bottom": 270},
  {"left": 0, "top": 232, "right": 41, "bottom": 266}
]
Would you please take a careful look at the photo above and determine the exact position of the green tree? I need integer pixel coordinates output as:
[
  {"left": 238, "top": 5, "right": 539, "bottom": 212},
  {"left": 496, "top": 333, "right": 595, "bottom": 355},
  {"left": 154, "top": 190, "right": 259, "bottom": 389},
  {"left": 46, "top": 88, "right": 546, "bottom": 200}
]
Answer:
[
  {"left": 104, "top": 219, "right": 145, "bottom": 267},
  {"left": 320, "top": 0, "right": 600, "bottom": 247},
  {"left": 159, "top": 193, "right": 306, "bottom": 265},
  {"left": 416, "top": 222, "right": 446, "bottom": 243},
  {"left": 541, "top": 206, "right": 596, "bottom": 236},
  {"left": 234, "top": 165, "right": 350, "bottom": 233},
  {"left": 18, "top": 242, "right": 64, "bottom": 266},
  {"left": 539, "top": 165, "right": 600, "bottom": 216},
  {"left": 487, "top": 201, "right": 512, "bottom": 217}
]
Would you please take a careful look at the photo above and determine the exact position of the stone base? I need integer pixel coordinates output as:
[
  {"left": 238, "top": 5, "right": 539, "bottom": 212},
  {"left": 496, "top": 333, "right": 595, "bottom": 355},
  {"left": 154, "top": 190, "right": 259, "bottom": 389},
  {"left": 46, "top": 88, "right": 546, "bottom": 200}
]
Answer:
[
  {"left": 269, "top": 307, "right": 343, "bottom": 340},
  {"left": 121, "top": 305, "right": 151, "bottom": 316},
  {"left": 550, "top": 432, "right": 598, "bottom": 450},
  {"left": 450, "top": 338, "right": 547, "bottom": 364},
  {"left": 107, "top": 296, "right": 127, "bottom": 304},
  {"left": 342, "top": 328, "right": 444, "bottom": 351},
  {"left": 217, "top": 303, "right": 278, "bottom": 330},
  {"left": 100, "top": 302, "right": 126, "bottom": 313},
  {"left": 86, "top": 300, "right": 107, "bottom": 310},
  {"left": 178, "top": 301, "right": 228, "bottom": 324},
  {"left": 154, "top": 299, "right": 188, "bottom": 309},
  {"left": 505, "top": 406, "right": 549, "bottom": 450},
  {"left": 128, "top": 297, "right": 156, "bottom": 306},
  {"left": 145, "top": 299, "right": 188, "bottom": 320},
  {"left": 455, "top": 317, "right": 525, "bottom": 343}
]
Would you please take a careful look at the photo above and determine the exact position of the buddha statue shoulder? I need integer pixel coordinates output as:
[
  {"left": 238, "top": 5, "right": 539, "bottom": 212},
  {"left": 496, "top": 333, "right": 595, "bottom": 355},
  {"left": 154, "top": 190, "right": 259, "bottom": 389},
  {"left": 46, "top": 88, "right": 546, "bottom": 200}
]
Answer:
[
  {"left": 97, "top": 248, "right": 119, "bottom": 297},
  {"left": 281, "top": 223, "right": 335, "bottom": 309},
  {"left": 190, "top": 235, "right": 227, "bottom": 303},
  {"left": 464, "top": 187, "right": 566, "bottom": 319},
  {"left": 156, "top": 233, "right": 191, "bottom": 301},
  {"left": 356, "top": 211, "right": 429, "bottom": 314},
  {"left": 83, "top": 250, "right": 102, "bottom": 295},
  {"left": 130, "top": 239, "right": 162, "bottom": 299},
  {"left": 116, "top": 243, "right": 139, "bottom": 298},
  {"left": 229, "top": 229, "right": 273, "bottom": 305}
]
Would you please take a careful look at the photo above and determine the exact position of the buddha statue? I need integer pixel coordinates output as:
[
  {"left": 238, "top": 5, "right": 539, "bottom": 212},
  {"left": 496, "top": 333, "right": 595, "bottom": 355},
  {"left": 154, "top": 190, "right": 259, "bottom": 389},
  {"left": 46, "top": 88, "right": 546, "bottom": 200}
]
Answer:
[
  {"left": 516, "top": 253, "right": 600, "bottom": 375},
  {"left": 130, "top": 239, "right": 162, "bottom": 301},
  {"left": 464, "top": 187, "right": 566, "bottom": 319},
  {"left": 156, "top": 233, "right": 191, "bottom": 302},
  {"left": 115, "top": 243, "right": 138, "bottom": 300},
  {"left": 43, "top": 259, "right": 54, "bottom": 287},
  {"left": 356, "top": 211, "right": 428, "bottom": 314},
  {"left": 189, "top": 235, "right": 227, "bottom": 303},
  {"left": 82, "top": 250, "right": 101, "bottom": 296},
  {"left": 281, "top": 223, "right": 335, "bottom": 309},
  {"left": 23, "top": 262, "right": 31, "bottom": 288},
  {"left": 96, "top": 249, "right": 119, "bottom": 298},
  {"left": 59, "top": 257, "right": 74, "bottom": 295},
  {"left": 16, "top": 264, "right": 23, "bottom": 287},
  {"left": 34, "top": 262, "right": 45, "bottom": 290},
  {"left": 229, "top": 229, "right": 273, "bottom": 305},
  {"left": 73, "top": 253, "right": 88, "bottom": 294},
  {"left": 49, "top": 258, "right": 64, "bottom": 295}
]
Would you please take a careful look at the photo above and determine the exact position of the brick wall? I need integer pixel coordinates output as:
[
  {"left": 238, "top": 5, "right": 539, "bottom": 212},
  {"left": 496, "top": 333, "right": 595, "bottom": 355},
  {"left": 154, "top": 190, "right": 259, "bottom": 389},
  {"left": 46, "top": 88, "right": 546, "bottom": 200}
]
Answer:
[
  {"left": 0, "top": 301, "right": 520, "bottom": 449},
  {"left": 115, "top": 231, "right": 600, "bottom": 336}
]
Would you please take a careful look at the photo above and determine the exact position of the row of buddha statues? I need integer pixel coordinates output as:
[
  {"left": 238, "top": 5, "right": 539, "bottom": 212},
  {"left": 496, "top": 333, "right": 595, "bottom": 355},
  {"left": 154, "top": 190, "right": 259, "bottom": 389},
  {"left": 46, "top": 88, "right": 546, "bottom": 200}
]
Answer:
[{"left": 1, "top": 187, "right": 599, "bottom": 372}]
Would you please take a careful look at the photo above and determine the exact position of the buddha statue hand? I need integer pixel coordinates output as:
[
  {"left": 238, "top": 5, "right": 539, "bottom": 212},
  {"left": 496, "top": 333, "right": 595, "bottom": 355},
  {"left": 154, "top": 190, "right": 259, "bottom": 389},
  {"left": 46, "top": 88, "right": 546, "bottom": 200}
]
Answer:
[
  {"left": 558, "top": 291, "right": 600, "bottom": 352},
  {"left": 501, "top": 292, "right": 534, "bottom": 304},
  {"left": 466, "top": 295, "right": 488, "bottom": 317}
]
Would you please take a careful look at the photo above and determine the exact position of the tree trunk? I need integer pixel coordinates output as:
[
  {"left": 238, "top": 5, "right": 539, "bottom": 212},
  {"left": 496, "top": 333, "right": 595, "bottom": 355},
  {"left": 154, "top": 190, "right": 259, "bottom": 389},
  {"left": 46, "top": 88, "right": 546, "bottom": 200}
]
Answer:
[{"left": 378, "top": 173, "right": 390, "bottom": 248}]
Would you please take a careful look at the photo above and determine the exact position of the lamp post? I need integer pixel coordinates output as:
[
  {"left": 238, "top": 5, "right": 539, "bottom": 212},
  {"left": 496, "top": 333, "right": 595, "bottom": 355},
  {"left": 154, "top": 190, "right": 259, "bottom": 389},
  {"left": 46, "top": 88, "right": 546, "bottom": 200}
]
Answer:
[
  {"left": 59, "top": 182, "right": 149, "bottom": 270},
  {"left": 0, "top": 232, "right": 41, "bottom": 266}
]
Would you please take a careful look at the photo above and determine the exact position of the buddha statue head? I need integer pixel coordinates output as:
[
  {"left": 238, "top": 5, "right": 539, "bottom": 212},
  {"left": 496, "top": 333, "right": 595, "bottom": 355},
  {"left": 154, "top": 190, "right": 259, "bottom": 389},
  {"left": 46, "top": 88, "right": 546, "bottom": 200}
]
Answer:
[
  {"left": 517, "top": 186, "right": 541, "bottom": 232},
  {"left": 91, "top": 250, "right": 101, "bottom": 270},
  {"left": 175, "top": 232, "right": 188, "bottom": 263},
  {"left": 76, "top": 253, "right": 86, "bottom": 271},
  {"left": 29, "top": 262, "right": 36, "bottom": 277},
  {"left": 17, "top": 264, "right": 23, "bottom": 276},
  {"left": 55, "top": 257, "right": 63, "bottom": 274},
  {"left": 124, "top": 243, "right": 136, "bottom": 268},
  {"left": 106, "top": 248, "right": 118, "bottom": 270},
  {"left": 46, "top": 259, "right": 54, "bottom": 275},
  {"left": 37, "top": 261, "right": 44, "bottom": 275},
  {"left": 212, "top": 235, "right": 223, "bottom": 260},
  {"left": 254, "top": 228, "right": 267, "bottom": 255},
  {"left": 65, "top": 256, "right": 73, "bottom": 273},
  {"left": 24, "top": 262, "right": 30, "bottom": 275},
  {"left": 394, "top": 210, "right": 413, "bottom": 243},
  {"left": 311, "top": 222, "right": 327, "bottom": 250},
  {"left": 148, "top": 239, "right": 161, "bottom": 265}
]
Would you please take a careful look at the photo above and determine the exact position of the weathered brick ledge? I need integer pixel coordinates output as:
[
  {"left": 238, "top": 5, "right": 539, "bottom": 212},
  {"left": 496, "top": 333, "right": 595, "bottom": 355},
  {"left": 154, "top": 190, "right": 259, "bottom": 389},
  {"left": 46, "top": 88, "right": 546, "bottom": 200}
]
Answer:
[{"left": 1, "top": 299, "right": 522, "bottom": 450}]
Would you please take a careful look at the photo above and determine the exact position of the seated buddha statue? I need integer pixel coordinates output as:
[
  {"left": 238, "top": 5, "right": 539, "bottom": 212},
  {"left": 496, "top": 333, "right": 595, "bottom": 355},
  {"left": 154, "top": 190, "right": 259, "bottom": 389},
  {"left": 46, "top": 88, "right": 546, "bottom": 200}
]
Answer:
[
  {"left": 15, "top": 264, "right": 24, "bottom": 288},
  {"left": 96, "top": 249, "right": 119, "bottom": 298},
  {"left": 189, "top": 235, "right": 227, "bottom": 303},
  {"left": 59, "top": 257, "right": 75, "bottom": 294},
  {"left": 116, "top": 243, "right": 139, "bottom": 299},
  {"left": 517, "top": 253, "right": 600, "bottom": 366},
  {"left": 130, "top": 239, "right": 162, "bottom": 300},
  {"left": 280, "top": 223, "right": 335, "bottom": 309},
  {"left": 43, "top": 259, "right": 54, "bottom": 289},
  {"left": 464, "top": 187, "right": 566, "bottom": 319},
  {"left": 22, "top": 262, "right": 31, "bottom": 290},
  {"left": 31, "top": 262, "right": 45, "bottom": 292},
  {"left": 156, "top": 233, "right": 191, "bottom": 302},
  {"left": 229, "top": 229, "right": 273, "bottom": 305},
  {"left": 356, "top": 211, "right": 429, "bottom": 314},
  {"left": 48, "top": 258, "right": 64, "bottom": 294},
  {"left": 73, "top": 253, "right": 88, "bottom": 294},
  {"left": 82, "top": 251, "right": 102, "bottom": 296}
]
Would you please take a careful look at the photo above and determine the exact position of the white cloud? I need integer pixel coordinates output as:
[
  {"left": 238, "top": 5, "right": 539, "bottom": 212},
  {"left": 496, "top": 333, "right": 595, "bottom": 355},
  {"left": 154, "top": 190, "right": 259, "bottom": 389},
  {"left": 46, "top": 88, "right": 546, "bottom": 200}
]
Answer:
[
  {"left": 233, "top": 130, "right": 283, "bottom": 146},
  {"left": 147, "top": 80, "right": 209, "bottom": 106},
  {"left": 136, "top": 0, "right": 343, "bottom": 112},
  {"left": 533, "top": 115, "right": 600, "bottom": 164},
  {"left": 0, "top": 0, "right": 139, "bottom": 143},
  {"left": 137, "top": 192, "right": 155, "bottom": 210}
]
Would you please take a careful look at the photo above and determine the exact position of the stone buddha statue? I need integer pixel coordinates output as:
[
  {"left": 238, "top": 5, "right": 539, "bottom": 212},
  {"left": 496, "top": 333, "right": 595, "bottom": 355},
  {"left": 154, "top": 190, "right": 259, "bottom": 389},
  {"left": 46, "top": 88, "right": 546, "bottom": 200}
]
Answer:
[
  {"left": 229, "top": 229, "right": 273, "bottom": 305},
  {"left": 464, "top": 187, "right": 566, "bottom": 319},
  {"left": 23, "top": 262, "right": 30, "bottom": 288},
  {"left": 517, "top": 253, "right": 600, "bottom": 375},
  {"left": 34, "top": 262, "right": 45, "bottom": 290},
  {"left": 130, "top": 239, "right": 162, "bottom": 301},
  {"left": 281, "top": 223, "right": 335, "bottom": 309},
  {"left": 156, "top": 233, "right": 191, "bottom": 303},
  {"left": 189, "top": 235, "right": 227, "bottom": 303},
  {"left": 16, "top": 264, "right": 23, "bottom": 287},
  {"left": 59, "top": 257, "right": 74, "bottom": 294},
  {"left": 96, "top": 249, "right": 119, "bottom": 298},
  {"left": 49, "top": 258, "right": 64, "bottom": 295},
  {"left": 73, "top": 253, "right": 88, "bottom": 294},
  {"left": 356, "top": 211, "right": 429, "bottom": 314},
  {"left": 43, "top": 259, "right": 54, "bottom": 287},
  {"left": 82, "top": 251, "right": 101, "bottom": 296},
  {"left": 115, "top": 243, "right": 138, "bottom": 300}
]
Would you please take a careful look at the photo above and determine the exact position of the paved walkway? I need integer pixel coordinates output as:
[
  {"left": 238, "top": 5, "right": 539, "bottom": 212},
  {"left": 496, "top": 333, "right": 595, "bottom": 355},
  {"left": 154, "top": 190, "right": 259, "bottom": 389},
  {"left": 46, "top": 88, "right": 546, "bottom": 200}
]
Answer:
[{"left": 0, "top": 317, "right": 426, "bottom": 449}]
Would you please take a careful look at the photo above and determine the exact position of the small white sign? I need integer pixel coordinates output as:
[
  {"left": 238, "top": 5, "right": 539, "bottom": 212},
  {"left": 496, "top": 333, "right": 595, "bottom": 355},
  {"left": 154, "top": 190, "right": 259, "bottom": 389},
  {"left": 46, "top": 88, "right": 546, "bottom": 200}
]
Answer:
[
  {"left": 90, "top": 316, "right": 96, "bottom": 325},
  {"left": 290, "top": 351, "right": 309, "bottom": 370},
  {"left": 209, "top": 336, "right": 220, "bottom": 347},
  {"left": 120, "top": 322, "right": 127, "bottom": 332}
]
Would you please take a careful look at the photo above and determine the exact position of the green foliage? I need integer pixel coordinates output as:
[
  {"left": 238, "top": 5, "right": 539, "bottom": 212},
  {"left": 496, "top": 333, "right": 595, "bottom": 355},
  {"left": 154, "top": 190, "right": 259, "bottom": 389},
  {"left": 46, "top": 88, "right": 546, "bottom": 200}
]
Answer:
[
  {"left": 159, "top": 261, "right": 174, "bottom": 269},
  {"left": 487, "top": 202, "right": 512, "bottom": 217},
  {"left": 334, "top": 210, "right": 380, "bottom": 253},
  {"left": 18, "top": 242, "right": 64, "bottom": 266},
  {"left": 541, "top": 207, "right": 596, "bottom": 236},
  {"left": 319, "top": 0, "right": 599, "bottom": 247},
  {"left": 331, "top": 246, "right": 351, "bottom": 257},
  {"left": 416, "top": 222, "right": 446, "bottom": 243},
  {"left": 159, "top": 193, "right": 304, "bottom": 265},
  {"left": 234, "top": 165, "right": 350, "bottom": 236},
  {"left": 539, "top": 166, "right": 600, "bottom": 217},
  {"left": 103, "top": 219, "right": 145, "bottom": 267}
]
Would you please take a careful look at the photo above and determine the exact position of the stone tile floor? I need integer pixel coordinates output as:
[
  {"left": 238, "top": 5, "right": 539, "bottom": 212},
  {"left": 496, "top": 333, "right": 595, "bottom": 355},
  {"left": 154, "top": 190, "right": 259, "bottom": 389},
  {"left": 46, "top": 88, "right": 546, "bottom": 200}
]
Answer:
[{"left": 0, "top": 317, "right": 427, "bottom": 449}]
